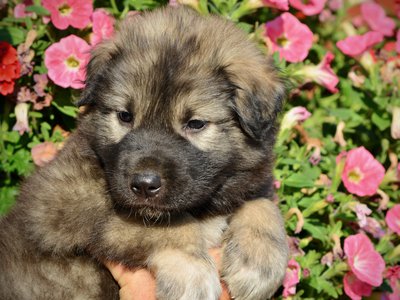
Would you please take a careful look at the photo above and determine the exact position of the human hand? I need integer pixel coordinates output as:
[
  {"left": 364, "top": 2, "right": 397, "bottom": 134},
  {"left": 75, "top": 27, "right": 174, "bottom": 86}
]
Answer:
[{"left": 105, "top": 248, "right": 231, "bottom": 300}]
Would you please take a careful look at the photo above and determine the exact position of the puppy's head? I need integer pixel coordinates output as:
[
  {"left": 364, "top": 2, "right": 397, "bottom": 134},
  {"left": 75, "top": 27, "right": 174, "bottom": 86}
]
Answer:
[{"left": 78, "top": 7, "right": 285, "bottom": 219}]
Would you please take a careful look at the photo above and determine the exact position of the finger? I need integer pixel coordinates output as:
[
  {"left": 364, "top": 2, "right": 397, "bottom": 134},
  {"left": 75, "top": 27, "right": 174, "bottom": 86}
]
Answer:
[
  {"left": 220, "top": 281, "right": 232, "bottom": 300},
  {"left": 119, "top": 269, "right": 156, "bottom": 300},
  {"left": 209, "top": 248, "right": 231, "bottom": 300},
  {"left": 105, "top": 262, "right": 156, "bottom": 300}
]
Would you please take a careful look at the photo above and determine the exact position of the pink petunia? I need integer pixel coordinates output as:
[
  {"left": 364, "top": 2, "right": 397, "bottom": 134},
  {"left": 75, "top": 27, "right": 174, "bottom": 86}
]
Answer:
[
  {"left": 328, "top": 0, "right": 342, "bottom": 11},
  {"left": 289, "top": 0, "right": 326, "bottom": 16},
  {"left": 282, "top": 259, "right": 300, "bottom": 298},
  {"left": 354, "top": 203, "right": 371, "bottom": 227},
  {"left": 295, "top": 51, "right": 339, "bottom": 93},
  {"left": 12, "top": 103, "right": 30, "bottom": 135},
  {"left": 281, "top": 106, "right": 311, "bottom": 131},
  {"left": 31, "top": 142, "right": 58, "bottom": 167},
  {"left": 343, "top": 272, "right": 373, "bottom": 300},
  {"left": 386, "top": 204, "right": 400, "bottom": 235},
  {"left": 33, "top": 73, "right": 49, "bottom": 97},
  {"left": 90, "top": 9, "right": 115, "bottom": 46},
  {"left": 341, "top": 146, "right": 385, "bottom": 197},
  {"left": 361, "top": 2, "right": 395, "bottom": 37},
  {"left": 383, "top": 266, "right": 400, "bottom": 300},
  {"left": 344, "top": 233, "right": 385, "bottom": 287},
  {"left": 392, "top": 106, "right": 400, "bottom": 140},
  {"left": 362, "top": 217, "right": 385, "bottom": 239},
  {"left": 41, "top": 0, "right": 93, "bottom": 30},
  {"left": 14, "top": 3, "right": 35, "bottom": 18},
  {"left": 44, "top": 35, "right": 91, "bottom": 89},
  {"left": 264, "top": 13, "right": 313, "bottom": 63},
  {"left": 262, "top": 0, "right": 289, "bottom": 10},
  {"left": 336, "top": 31, "right": 384, "bottom": 57}
]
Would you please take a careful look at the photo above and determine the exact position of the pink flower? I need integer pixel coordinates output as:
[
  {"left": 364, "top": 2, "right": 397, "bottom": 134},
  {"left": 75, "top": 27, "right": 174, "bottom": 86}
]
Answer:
[
  {"left": 33, "top": 73, "right": 48, "bottom": 97},
  {"left": 41, "top": 0, "right": 93, "bottom": 30},
  {"left": 273, "top": 180, "right": 281, "bottom": 189},
  {"left": 44, "top": 35, "right": 90, "bottom": 89},
  {"left": 362, "top": 217, "right": 385, "bottom": 238},
  {"left": 14, "top": 3, "right": 35, "bottom": 18},
  {"left": 325, "top": 194, "right": 334, "bottom": 203},
  {"left": 309, "top": 147, "right": 321, "bottom": 165},
  {"left": 328, "top": 0, "right": 342, "bottom": 11},
  {"left": 282, "top": 259, "right": 300, "bottom": 297},
  {"left": 336, "top": 31, "right": 384, "bottom": 57},
  {"left": 343, "top": 272, "right": 373, "bottom": 300},
  {"left": 90, "top": 9, "right": 115, "bottom": 46},
  {"left": 17, "top": 87, "right": 37, "bottom": 103},
  {"left": 396, "top": 30, "right": 400, "bottom": 54},
  {"left": 264, "top": 13, "right": 313, "bottom": 63},
  {"left": 392, "top": 106, "right": 400, "bottom": 140},
  {"left": 386, "top": 204, "right": 400, "bottom": 235},
  {"left": 33, "top": 94, "right": 53, "bottom": 111},
  {"left": 341, "top": 146, "right": 385, "bottom": 197},
  {"left": 361, "top": 2, "right": 395, "bottom": 37},
  {"left": 31, "top": 142, "right": 58, "bottom": 167},
  {"left": 289, "top": 0, "right": 326, "bottom": 16},
  {"left": 287, "top": 237, "right": 305, "bottom": 257},
  {"left": 321, "top": 252, "right": 333, "bottom": 267},
  {"left": 281, "top": 106, "right": 311, "bottom": 131},
  {"left": 262, "top": 0, "right": 289, "bottom": 10},
  {"left": 344, "top": 233, "right": 385, "bottom": 287},
  {"left": 295, "top": 52, "right": 339, "bottom": 93},
  {"left": 383, "top": 266, "right": 400, "bottom": 300},
  {"left": 354, "top": 203, "right": 371, "bottom": 227},
  {"left": 12, "top": 103, "right": 30, "bottom": 135}
]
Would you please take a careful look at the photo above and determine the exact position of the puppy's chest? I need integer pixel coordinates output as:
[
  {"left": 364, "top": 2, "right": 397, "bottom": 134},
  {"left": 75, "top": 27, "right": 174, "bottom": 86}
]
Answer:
[{"left": 198, "top": 216, "right": 229, "bottom": 248}]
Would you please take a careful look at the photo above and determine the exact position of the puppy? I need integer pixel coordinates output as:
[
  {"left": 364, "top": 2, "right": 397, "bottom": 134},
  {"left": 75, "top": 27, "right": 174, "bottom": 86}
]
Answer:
[{"left": 0, "top": 7, "right": 288, "bottom": 300}]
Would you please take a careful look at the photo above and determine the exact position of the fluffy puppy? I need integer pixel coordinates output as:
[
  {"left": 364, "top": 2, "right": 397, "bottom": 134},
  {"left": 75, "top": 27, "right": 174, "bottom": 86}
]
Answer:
[{"left": 0, "top": 7, "right": 288, "bottom": 300}]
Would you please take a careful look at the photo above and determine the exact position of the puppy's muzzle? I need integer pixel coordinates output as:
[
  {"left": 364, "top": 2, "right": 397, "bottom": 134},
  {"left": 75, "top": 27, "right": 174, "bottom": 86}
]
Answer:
[{"left": 131, "top": 173, "right": 162, "bottom": 198}]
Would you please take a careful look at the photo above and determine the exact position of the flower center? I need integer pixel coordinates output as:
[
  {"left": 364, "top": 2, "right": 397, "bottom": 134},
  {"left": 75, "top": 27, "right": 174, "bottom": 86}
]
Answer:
[
  {"left": 277, "top": 36, "right": 289, "bottom": 48},
  {"left": 348, "top": 168, "right": 363, "bottom": 183},
  {"left": 66, "top": 56, "right": 80, "bottom": 68},
  {"left": 58, "top": 3, "right": 72, "bottom": 16}
]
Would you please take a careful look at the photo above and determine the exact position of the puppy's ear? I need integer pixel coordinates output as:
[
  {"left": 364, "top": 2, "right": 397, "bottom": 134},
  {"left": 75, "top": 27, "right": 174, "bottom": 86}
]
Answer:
[
  {"left": 77, "top": 41, "right": 118, "bottom": 107},
  {"left": 228, "top": 59, "right": 286, "bottom": 141}
]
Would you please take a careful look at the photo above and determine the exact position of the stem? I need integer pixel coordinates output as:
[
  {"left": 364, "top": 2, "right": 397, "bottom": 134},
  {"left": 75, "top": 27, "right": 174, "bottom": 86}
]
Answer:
[
  {"left": 321, "top": 262, "right": 348, "bottom": 280},
  {"left": 110, "top": 0, "right": 120, "bottom": 15}
]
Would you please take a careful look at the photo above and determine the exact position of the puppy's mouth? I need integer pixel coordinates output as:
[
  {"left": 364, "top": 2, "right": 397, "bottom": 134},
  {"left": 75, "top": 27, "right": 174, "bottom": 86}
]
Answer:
[{"left": 114, "top": 201, "right": 179, "bottom": 222}]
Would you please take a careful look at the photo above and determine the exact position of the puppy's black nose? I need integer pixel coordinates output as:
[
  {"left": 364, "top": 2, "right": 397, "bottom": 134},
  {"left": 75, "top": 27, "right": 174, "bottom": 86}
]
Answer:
[{"left": 131, "top": 173, "right": 162, "bottom": 198}]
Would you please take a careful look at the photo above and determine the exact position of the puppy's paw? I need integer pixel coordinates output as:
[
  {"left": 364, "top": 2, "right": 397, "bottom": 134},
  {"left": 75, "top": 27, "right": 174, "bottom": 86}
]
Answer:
[
  {"left": 149, "top": 249, "right": 221, "bottom": 300},
  {"left": 222, "top": 199, "right": 289, "bottom": 300}
]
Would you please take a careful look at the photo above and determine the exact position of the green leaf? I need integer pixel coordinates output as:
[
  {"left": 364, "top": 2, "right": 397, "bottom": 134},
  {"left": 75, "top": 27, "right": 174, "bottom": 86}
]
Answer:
[
  {"left": 310, "top": 277, "right": 339, "bottom": 298},
  {"left": 2, "top": 131, "right": 20, "bottom": 144},
  {"left": 303, "top": 221, "right": 328, "bottom": 242},
  {"left": 284, "top": 173, "right": 315, "bottom": 188},
  {"left": 25, "top": 5, "right": 50, "bottom": 16},
  {"left": 298, "top": 250, "right": 321, "bottom": 269},
  {"left": 10, "top": 149, "right": 34, "bottom": 176},
  {"left": 371, "top": 113, "right": 390, "bottom": 131},
  {"left": 0, "top": 186, "right": 18, "bottom": 215},
  {"left": 236, "top": 22, "right": 253, "bottom": 33},
  {"left": 52, "top": 102, "right": 78, "bottom": 118},
  {"left": 0, "top": 27, "right": 26, "bottom": 45},
  {"left": 298, "top": 196, "right": 319, "bottom": 209}
]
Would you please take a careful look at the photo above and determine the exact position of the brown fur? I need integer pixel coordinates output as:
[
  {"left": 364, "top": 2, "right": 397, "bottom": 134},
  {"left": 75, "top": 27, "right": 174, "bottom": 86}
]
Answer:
[{"left": 0, "top": 7, "right": 288, "bottom": 300}]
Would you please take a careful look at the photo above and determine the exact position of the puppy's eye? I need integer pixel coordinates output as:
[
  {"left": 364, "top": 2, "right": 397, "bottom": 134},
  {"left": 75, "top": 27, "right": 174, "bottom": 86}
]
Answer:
[
  {"left": 118, "top": 111, "right": 133, "bottom": 123},
  {"left": 185, "top": 120, "right": 207, "bottom": 131}
]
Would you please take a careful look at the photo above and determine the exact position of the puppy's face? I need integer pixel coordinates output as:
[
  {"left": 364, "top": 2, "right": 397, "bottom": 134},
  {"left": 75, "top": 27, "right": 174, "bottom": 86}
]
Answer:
[{"left": 78, "top": 8, "right": 285, "bottom": 218}]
